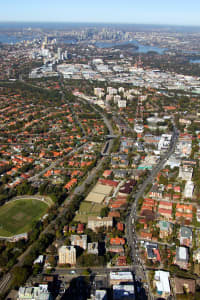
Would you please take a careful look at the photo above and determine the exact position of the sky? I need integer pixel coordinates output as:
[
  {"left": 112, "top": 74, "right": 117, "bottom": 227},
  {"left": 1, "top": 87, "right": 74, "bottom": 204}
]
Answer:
[{"left": 1, "top": 0, "right": 200, "bottom": 26}]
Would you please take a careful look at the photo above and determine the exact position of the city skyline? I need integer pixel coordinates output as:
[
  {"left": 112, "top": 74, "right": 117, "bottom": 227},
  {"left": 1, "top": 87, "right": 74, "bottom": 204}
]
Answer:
[{"left": 1, "top": 0, "right": 200, "bottom": 26}]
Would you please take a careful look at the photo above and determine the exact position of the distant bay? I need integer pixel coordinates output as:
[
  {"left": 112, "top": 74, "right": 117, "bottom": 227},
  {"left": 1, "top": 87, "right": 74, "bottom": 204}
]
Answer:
[
  {"left": 0, "top": 22, "right": 166, "bottom": 53},
  {"left": 94, "top": 40, "right": 167, "bottom": 54},
  {"left": 0, "top": 33, "right": 167, "bottom": 54},
  {"left": 0, "top": 34, "right": 36, "bottom": 44},
  {"left": 190, "top": 59, "right": 200, "bottom": 64}
]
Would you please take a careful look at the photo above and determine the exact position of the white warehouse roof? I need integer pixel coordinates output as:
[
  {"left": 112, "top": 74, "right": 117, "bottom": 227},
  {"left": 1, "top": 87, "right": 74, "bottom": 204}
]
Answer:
[{"left": 155, "top": 270, "right": 170, "bottom": 293}]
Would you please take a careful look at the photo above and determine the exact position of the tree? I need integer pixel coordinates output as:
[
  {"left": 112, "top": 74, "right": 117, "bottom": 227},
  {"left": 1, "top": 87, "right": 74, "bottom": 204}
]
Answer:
[
  {"left": 47, "top": 244, "right": 57, "bottom": 255},
  {"left": 16, "top": 181, "right": 30, "bottom": 195},
  {"left": 82, "top": 269, "right": 90, "bottom": 276},
  {"left": 159, "top": 174, "right": 168, "bottom": 185},
  {"left": 64, "top": 238, "right": 71, "bottom": 246},
  {"left": 33, "top": 263, "right": 42, "bottom": 276},
  {"left": 48, "top": 256, "right": 57, "bottom": 268},
  {"left": 77, "top": 254, "right": 106, "bottom": 267},
  {"left": 12, "top": 267, "right": 30, "bottom": 288},
  {"left": 100, "top": 207, "right": 110, "bottom": 218}
]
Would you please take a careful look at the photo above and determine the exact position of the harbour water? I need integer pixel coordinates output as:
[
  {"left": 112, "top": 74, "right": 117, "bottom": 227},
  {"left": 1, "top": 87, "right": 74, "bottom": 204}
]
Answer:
[
  {"left": 0, "top": 34, "right": 76, "bottom": 45},
  {"left": 190, "top": 59, "right": 200, "bottom": 64},
  {"left": 0, "top": 34, "right": 167, "bottom": 54},
  {"left": 0, "top": 22, "right": 166, "bottom": 54},
  {"left": 95, "top": 40, "right": 167, "bottom": 54},
  {"left": 0, "top": 34, "right": 36, "bottom": 44}
]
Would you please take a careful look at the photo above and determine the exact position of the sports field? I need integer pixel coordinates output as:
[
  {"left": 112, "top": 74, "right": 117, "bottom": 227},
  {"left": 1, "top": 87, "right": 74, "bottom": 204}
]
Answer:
[
  {"left": 0, "top": 199, "right": 48, "bottom": 237},
  {"left": 74, "top": 201, "right": 106, "bottom": 223}
]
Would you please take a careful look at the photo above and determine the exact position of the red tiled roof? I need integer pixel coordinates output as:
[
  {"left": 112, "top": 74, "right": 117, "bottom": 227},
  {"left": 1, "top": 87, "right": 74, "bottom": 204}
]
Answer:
[
  {"left": 64, "top": 178, "right": 77, "bottom": 190},
  {"left": 98, "top": 179, "right": 119, "bottom": 187},
  {"left": 110, "top": 238, "right": 125, "bottom": 245},
  {"left": 108, "top": 211, "right": 120, "bottom": 218},
  {"left": 140, "top": 231, "right": 152, "bottom": 239},
  {"left": 158, "top": 208, "right": 172, "bottom": 216},
  {"left": 159, "top": 201, "right": 172, "bottom": 208},
  {"left": 117, "top": 223, "right": 124, "bottom": 231}
]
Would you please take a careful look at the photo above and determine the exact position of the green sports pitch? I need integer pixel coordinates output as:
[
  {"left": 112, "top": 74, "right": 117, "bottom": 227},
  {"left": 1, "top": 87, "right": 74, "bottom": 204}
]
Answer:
[{"left": 0, "top": 199, "right": 48, "bottom": 237}]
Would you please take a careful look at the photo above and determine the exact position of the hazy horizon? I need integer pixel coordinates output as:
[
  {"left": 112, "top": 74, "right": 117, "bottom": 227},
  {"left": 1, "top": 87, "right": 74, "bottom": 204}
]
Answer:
[
  {"left": 0, "top": 21, "right": 200, "bottom": 32},
  {"left": 1, "top": 0, "right": 200, "bottom": 27}
]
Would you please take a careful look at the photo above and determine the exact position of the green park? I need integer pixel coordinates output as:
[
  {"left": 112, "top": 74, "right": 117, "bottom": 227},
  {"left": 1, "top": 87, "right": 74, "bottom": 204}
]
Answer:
[{"left": 0, "top": 199, "right": 48, "bottom": 237}]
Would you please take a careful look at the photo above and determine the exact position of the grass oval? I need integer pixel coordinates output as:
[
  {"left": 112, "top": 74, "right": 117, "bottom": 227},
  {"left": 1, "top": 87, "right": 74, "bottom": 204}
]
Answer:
[{"left": 0, "top": 199, "right": 48, "bottom": 237}]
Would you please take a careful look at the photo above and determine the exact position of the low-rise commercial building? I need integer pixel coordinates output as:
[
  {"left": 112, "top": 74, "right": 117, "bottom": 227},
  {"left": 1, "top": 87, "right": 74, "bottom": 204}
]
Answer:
[
  {"left": 113, "top": 284, "right": 135, "bottom": 300},
  {"left": 110, "top": 272, "right": 133, "bottom": 285},
  {"left": 88, "top": 216, "right": 113, "bottom": 231},
  {"left": 18, "top": 284, "right": 53, "bottom": 300},
  {"left": 154, "top": 270, "right": 170, "bottom": 298}
]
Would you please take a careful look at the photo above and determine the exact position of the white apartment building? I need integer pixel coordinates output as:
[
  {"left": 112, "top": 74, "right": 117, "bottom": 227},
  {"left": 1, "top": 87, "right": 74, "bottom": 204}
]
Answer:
[{"left": 58, "top": 245, "right": 76, "bottom": 265}]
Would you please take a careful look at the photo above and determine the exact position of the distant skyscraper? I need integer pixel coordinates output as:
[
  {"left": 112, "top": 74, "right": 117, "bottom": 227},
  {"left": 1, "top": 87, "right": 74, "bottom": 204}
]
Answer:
[
  {"left": 44, "top": 36, "right": 48, "bottom": 45},
  {"left": 64, "top": 50, "right": 68, "bottom": 59},
  {"left": 57, "top": 48, "right": 62, "bottom": 60}
]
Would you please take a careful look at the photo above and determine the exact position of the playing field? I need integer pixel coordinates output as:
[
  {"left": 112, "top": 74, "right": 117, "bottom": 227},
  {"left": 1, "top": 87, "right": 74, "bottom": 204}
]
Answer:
[
  {"left": 0, "top": 199, "right": 48, "bottom": 237},
  {"left": 74, "top": 201, "right": 106, "bottom": 223}
]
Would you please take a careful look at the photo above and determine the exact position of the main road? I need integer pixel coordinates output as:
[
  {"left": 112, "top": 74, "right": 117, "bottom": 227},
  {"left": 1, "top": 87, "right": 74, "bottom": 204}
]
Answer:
[{"left": 126, "top": 125, "right": 179, "bottom": 299}]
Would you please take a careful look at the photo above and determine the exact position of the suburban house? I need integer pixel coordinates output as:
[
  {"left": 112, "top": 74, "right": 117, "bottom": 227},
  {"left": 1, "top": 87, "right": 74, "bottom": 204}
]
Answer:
[
  {"left": 158, "top": 221, "right": 172, "bottom": 239},
  {"left": 146, "top": 243, "right": 161, "bottom": 263},
  {"left": 179, "top": 226, "right": 192, "bottom": 248},
  {"left": 158, "top": 201, "right": 173, "bottom": 220},
  {"left": 176, "top": 204, "right": 193, "bottom": 221}
]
